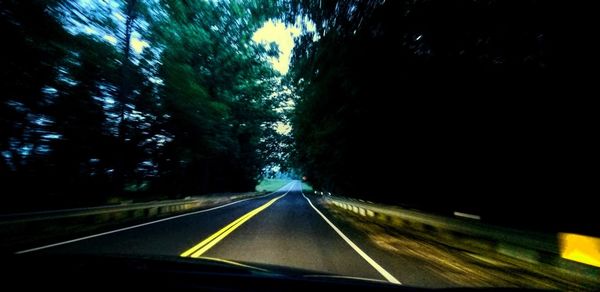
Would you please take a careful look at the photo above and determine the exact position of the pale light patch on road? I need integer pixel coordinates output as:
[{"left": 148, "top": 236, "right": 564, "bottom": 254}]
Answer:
[{"left": 252, "top": 21, "right": 300, "bottom": 74}]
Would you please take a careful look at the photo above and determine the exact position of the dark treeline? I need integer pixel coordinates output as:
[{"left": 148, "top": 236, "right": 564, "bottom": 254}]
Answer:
[
  {"left": 2, "top": 0, "right": 596, "bottom": 235},
  {"left": 288, "top": 1, "right": 596, "bottom": 235},
  {"left": 1, "top": 0, "right": 289, "bottom": 211}
]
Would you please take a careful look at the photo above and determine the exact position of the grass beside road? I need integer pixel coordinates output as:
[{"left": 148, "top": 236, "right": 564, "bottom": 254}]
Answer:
[
  {"left": 255, "top": 179, "right": 292, "bottom": 192},
  {"left": 319, "top": 200, "right": 594, "bottom": 290},
  {"left": 301, "top": 182, "right": 313, "bottom": 192},
  {"left": 255, "top": 179, "right": 314, "bottom": 193}
]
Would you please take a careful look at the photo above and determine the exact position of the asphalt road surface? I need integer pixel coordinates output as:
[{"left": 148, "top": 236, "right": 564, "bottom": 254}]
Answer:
[{"left": 14, "top": 181, "right": 453, "bottom": 287}]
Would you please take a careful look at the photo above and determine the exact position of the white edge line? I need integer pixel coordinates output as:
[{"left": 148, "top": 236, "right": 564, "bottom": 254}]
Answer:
[
  {"left": 301, "top": 191, "right": 401, "bottom": 284},
  {"left": 15, "top": 181, "right": 297, "bottom": 255}
]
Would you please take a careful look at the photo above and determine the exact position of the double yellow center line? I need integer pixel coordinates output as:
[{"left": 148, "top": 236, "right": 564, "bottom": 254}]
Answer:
[{"left": 180, "top": 194, "right": 286, "bottom": 258}]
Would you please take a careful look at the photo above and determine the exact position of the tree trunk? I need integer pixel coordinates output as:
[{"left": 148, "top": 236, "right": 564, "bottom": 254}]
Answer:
[{"left": 115, "top": 0, "right": 138, "bottom": 195}]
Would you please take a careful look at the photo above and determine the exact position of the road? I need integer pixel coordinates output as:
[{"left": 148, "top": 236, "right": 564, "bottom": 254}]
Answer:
[{"left": 14, "top": 181, "right": 452, "bottom": 288}]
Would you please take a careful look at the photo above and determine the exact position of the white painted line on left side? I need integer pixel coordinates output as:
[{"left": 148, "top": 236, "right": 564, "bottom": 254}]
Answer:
[{"left": 15, "top": 182, "right": 296, "bottom": 255}]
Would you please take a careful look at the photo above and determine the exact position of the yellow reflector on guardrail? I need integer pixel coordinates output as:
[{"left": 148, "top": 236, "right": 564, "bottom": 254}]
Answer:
[{"left": 559, "top": 233, "right": 600, "bottom": 267}]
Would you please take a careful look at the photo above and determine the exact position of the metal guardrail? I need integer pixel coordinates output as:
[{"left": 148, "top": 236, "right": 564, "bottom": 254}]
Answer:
[
  {"left": 0, "top": 193, "right": 259, "bottom": 251},
  {"left": 0, "top": 198, "right": 203, "bottom": 225},
  {"left": 318, "top": 194, "right": 600, "bottom": 282},
  {"left": 323, "top": 195, "right": 557, "bottom": 253}
]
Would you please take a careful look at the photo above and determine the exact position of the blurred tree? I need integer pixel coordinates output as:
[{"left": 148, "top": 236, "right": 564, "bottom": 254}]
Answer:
[
  {"left": 1, "top": 0, "right": 290, "bottom": 211},
  {"left": 151, "top": 0, "right": 282, "bottom": 193},
  {"left": 1, "top": 0, "right": 72, "bottom": 209},
  {"left": 288, "top": 0, "right": 595, "bottom": 234},
  {"left": 48, "top": 35, "right": 120, "bottom": 203}
]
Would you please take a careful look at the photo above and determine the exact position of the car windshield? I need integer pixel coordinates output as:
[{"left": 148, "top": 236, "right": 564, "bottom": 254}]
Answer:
[{"left": 1, "top": 0, "right": 598, "bottom": 290}]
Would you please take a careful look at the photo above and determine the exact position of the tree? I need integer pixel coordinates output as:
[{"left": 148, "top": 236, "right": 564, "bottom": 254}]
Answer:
[
  {"left": 150, "top": 0, "right": 282, "bottom": 193},
  {"left": 1, "top": 0, "right": 71, "bottom": 210},
  {"left": 1, "top": 0, "right": 290, "bottom": 211},
  {"left": 48, "top": 35, "right": 120, "bottom": 203},
  {"left": 288, "top": 0, "right": 595, "bottom": 234}
]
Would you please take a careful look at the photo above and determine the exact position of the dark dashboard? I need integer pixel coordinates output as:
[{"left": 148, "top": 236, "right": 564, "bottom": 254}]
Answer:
[{"left": 3, "top": 254, "right": 550, "bottom": 291}]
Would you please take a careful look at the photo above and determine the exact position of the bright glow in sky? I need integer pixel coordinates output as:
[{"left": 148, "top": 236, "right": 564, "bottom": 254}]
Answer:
[
  {"left": 103, "top": 34, "right": 148, "bottom": 54},
  {"left": 103, "top": 35, "right": 117, "bottom": 45},
  {"left": 274, "top": 121, "right": 292, "bottom": 135},
  {"left": 252, "top": 21, "right": 300, "bottom": 75},
  {"left": 131, "top": 38, "right": 149, "bottom": 53}
]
